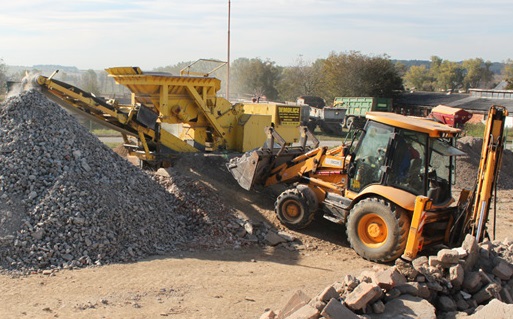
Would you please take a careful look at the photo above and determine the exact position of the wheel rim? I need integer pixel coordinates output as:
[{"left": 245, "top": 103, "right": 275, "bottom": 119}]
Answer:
[
  {"left": 357, "top": 213, "right": 388, "bottom": 248},
  {"left": 281, "top": 199, "right": 302, "bottom": 222}
]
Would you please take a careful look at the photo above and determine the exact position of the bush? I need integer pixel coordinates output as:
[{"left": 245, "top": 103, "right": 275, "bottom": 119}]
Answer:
[{"left": 463, "top": 122, "right": 485, "bottom": 137}]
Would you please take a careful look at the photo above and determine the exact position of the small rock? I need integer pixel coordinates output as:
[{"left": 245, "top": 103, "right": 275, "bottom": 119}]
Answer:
[
  {"left": 264, "top": 230, "right": 287, "bottom": 246},
  {"left": 492, "top": 261, "right": 513, "bottom": 280},
  {"left": 371, "top": 300, "right": 385, "bottom": 314},
  {"left": 437, "top": 295, "right": 457, "bottom": 312}
]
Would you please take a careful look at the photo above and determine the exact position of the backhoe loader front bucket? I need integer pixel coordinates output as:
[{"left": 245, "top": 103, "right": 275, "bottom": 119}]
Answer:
[
  {"left": 227, "top": 126, "right": 319, "bottom": 191},
  {"left": 227, "top": 149, "right": 274, "bottom": 191}
]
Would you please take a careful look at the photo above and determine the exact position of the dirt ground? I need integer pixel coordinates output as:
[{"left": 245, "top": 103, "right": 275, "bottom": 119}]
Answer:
[{"left": 1, "top": 151, "right": 513, "bottom": 319}]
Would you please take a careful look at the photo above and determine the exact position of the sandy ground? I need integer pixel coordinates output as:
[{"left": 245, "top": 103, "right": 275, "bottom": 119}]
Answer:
[
  {"left": 0, "top": 246, "right": 372, "bottom": 319},
  {"left": 1, "top": 151, "right": 513, "bottom": 319}
]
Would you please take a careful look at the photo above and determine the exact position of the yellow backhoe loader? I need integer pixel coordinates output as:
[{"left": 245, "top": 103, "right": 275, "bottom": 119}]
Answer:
[
  {"left": 33, "top": 60, "right": 308, "bottom": 167},
  {"left": 227, "top": 105, "right": 508, "bottom": 262}
]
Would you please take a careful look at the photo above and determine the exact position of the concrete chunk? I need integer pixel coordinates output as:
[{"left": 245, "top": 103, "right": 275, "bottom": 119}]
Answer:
[
  {"left": 395, "top": 282, "right": 431, "bottom": 299},
  {"left": 358, "top": 270, "right": 375, "bottom": 283},
  {"left": 332, "top": 282, "right": 344, "bottom": 294},
  {"left": 308, "top": 299, "right": 326, "bottom": 312},
  {"left": 473, "top": 283, "right": 501, "bottom": 305},
  {"left": 278, "top": 290, "right": 311, "bottom": 319},
  {"left": 383, "top": 287, "right": 401, "bottom": 302},
  {"left": 499, "top": 286, "right": 513, "bottom": 304},
  {"left": 371, "top": 266, "right": 407, "bottom": 290},
  {"left": 412, "top": 256, "right": 429, "bottom": 273},
  {"left": 492, "top": 261, "right": 513, "bottom": 280},
  {"left": 462, "top": 271, "right": 482, "bottom": 293},
  {"left": 462, "top": 234, "right": 479, "bottom": 271},
  {"left": 343, "top": 274, "right": 359, "bottom": 291},
  {"left": 321, "top": 298, "right": 360, "bottom": 319},
  {"left": 395, "top": 258, "right": 419, "bottom": 280},
  {"left": 315, "top": 285, "right": 339, "bottom": 303},
  {"left": 428, "top": 256, "right": 441, "bottom": 268},
  {"left": 396, "top": 282, "right": 419, "bottom": 296},
  {"left": 277, "top": 231, "right": 296, "bottom": 242},
  {"left": 449, "top": 264, "right": 465, "bottom": 288},
  {"left": 284, "top": 304, "right": 319, "bottom": 319},
  {"left": 454, "top": 293, "right": 470, "bottom": 311},
  {"left": 371, "top": 300, "right": 385, "bottom": 314},
  {"left": 478, "top": 269, "right": 494, "bottom": 284},
  {"left": 453, "top": 247, "right": 468, "bottom": 258},
  {"left": 467, "top": 298, "right": 513, "bottom": 319},
  {"left": 437, "top": 295, "right": 457, "bottom": 312},
  {"left": 367, "top": 294, "right": 436, "bottom": 319},
  {"left": 415, "top": 283, "right": 431, "bottom": 299},
  {"left": 344, "top": 282, "right": 381, "bottom": 311},
  {"left": 265, "top": 230, "right": 288, "bottom": 246},
  {"left": 479, "top": 241, "right": 493, "bottom": 259},
  {"left": 437, "top": 248, "right": 460, "bottom": 264}
]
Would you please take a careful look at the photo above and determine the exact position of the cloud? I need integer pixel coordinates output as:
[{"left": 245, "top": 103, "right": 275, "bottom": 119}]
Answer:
[{"left": 1, "top": 0, "right": 513, "bottom": 69}]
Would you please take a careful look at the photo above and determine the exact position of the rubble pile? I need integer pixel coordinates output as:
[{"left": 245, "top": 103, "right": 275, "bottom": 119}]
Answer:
[
  {"left": 0, "top": 89, "right": 245, "bottom": 272},
  {"left": 154, "top": 168, "right": 298, "bottom": 249},
  {"left": 456, "top": 136, "right": 513, "bottom": 190},
  {"left": 261, "top": 235, "right": 513, "bottom": 319}
]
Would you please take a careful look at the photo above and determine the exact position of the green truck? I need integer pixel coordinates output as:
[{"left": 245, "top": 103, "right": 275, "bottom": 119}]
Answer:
[{"left": 334, "top": 97, "right": 393, "bottom": 129}]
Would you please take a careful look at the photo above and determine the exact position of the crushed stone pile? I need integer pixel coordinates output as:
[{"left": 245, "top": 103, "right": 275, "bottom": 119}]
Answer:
[
  {"left": 0, "top": 89, "right": 248, "bottom": 272},
  {"left": 455, "top": 136, "right": 513, "bottom": 190},
  {"left": 261, "top": 235, "right": 513, "bottom": 319}
]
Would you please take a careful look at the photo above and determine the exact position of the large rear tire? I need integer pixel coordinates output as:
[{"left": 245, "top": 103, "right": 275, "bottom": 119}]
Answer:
[
  {"left": 275, "top": 189, "right": 314, "bottom": 230},
  {"left": 346, "top": 198, "right": 410, "bottom": 263}
]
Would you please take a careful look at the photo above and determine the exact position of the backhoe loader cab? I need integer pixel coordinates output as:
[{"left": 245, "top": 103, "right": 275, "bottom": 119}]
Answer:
[{"left": 348, "top": 115, "right": 464, "bottom": 205}]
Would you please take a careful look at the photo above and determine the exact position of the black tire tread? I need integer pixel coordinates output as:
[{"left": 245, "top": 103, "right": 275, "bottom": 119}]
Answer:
[
  {"left": 274, "top": 188, "right": 314, "bottom": 230},
  {"left": 346, "top": 197, "right": 410, "bottom": 263}
]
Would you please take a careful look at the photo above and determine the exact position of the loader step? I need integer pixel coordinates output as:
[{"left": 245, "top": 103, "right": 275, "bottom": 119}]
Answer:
[
  {"left": 323, "top": 214, "right": 345, "bottom": 225},
  {"left": 322, "top": 193, "right": 351, "bottom": 224}
]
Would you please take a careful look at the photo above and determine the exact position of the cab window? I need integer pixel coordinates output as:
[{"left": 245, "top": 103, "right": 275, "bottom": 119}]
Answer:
[
  {"left": 349, "top": 121, "right": 393, "bottom": 191},
  {"left": 387, "top": 130, "right": 428, "bottom": 195}
]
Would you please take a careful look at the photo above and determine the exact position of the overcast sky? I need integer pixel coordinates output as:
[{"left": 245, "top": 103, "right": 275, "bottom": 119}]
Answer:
[{"left": 1, "top": 0, "right": 512, "bottom": 70}]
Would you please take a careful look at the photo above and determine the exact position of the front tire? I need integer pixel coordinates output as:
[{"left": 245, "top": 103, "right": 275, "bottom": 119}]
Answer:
[
  {"left": 275, "top": 189, "right": 314, "bottom": 230},
  {"left": 346, "top": 198, "right": 410, "bottom": 263}
]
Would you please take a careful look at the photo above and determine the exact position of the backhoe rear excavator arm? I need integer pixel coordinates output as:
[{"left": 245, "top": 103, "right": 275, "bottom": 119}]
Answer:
[{"left": 465, "top": 105, "right": 508, "bottom": 242}]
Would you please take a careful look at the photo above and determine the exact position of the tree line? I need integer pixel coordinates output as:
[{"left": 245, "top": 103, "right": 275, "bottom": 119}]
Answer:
[
  {"left": 402, "top": 56, "right": 513, "bottom": 92},
  {"left": 2, "top": 55, "right": 513, "bottom": 105}
]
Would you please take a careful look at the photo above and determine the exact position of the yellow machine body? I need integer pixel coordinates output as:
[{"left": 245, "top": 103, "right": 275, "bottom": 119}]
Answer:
[
  {"left": 35, "top": 66, "right": 305, "bottom": 165},
  {"left": 242, "top": 103, "right": 304, "bottom": 145}
]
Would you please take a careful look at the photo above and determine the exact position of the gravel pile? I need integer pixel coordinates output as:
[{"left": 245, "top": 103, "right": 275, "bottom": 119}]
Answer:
[
  {"left": 262, "top": 235, "right": 513, "bottom": 319},
  {"left": 0, "top": 89, "right": 243, "bottom": 272}
]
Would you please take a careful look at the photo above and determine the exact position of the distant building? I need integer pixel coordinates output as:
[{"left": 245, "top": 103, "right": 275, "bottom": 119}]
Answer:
[{"left": 396, "top": 88, "right": 513, "bottom": 127}]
